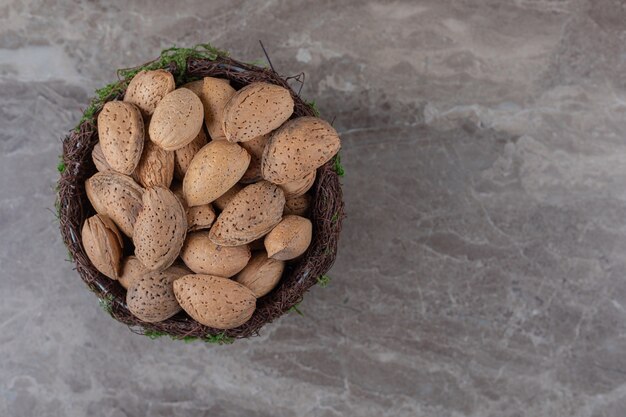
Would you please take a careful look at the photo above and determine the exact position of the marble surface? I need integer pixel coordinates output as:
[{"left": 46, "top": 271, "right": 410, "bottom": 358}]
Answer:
[{"left": 2, "top": 0, "right": 626, "bottom": 416}]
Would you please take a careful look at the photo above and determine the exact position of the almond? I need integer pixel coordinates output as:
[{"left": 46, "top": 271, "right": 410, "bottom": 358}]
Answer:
[
  {"left": 213, "top": 183, "right": 243, "bottom": 211},
  {"left": 187, "top": 204, "right": 216, "bottom": 232},
  {"left": 262, "top": 117, "right": 340, "bottom": 184},
  {"left": 123, "top": 69, "right": 175, "bottom": 117},
  {"left": 82, "top": 214, "right": 123, "bottom": 280},
  {"left": 201, "top": 77, "right": 235, "bottom": 140},
  {"left": 97, "top": 101, "right": 144, "bottom": 175},
  {"left": 222, "top": 82, "right": 294, "bottom": 143},
  {"left": 118, "top": 256, "right": 147, "bottom": 290},
  {"left": 240, "top": 133, "right": 269, "bottom": 183},
  {"left": 180, "top": 232, "right": 251, "bottom": 277},
  {"left": 92, "top": 142, "right": 112, "bottom": 172},
  {"left": 209, "top": 181, "right": 285, "bottom": 246},
  {"left": 280, "top": 170, "right": 316, "bottom": 198},
  {"left": 134, "top": 137, "right": 174, "bottom": 188},
  {"left": 235, "top": 252, "right": 284, "bottom": 297},
  {"left": 183, "top": 141, "right": 250, "bottom": 207},
  {"left": 171, "top": 182, "right": 215, "bottom": 232},
  {"left": 173, "top": 128, "right": 208, "bottom": 180},
  {"left": 134, "top": 187, "right": 187, "bottom": 271},
  {"left": 181, "top": 79, "right": 204, "bottom": 97},
  {"left": 126, "top": 264, "right": 188, "bottom": 323},
  {"left": 85, "top": 172, "right": 144, "bottom": 237},
  {"left": 173, "top": 274, "right": 256, "bottom": 329},
  {"left": 264, "top": 215, "right": 312, "bottom": 260},
  {"left": 284, "top": 194, "right": 312, "bottom": 217},
  {"left": 149, "top": 88, "right": 204, "bottom": 151}
]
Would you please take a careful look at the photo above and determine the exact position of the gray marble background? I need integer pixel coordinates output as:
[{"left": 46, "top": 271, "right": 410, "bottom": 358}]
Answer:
[{"left": 2, "top": 0, "right": 626, "bottom": 416}]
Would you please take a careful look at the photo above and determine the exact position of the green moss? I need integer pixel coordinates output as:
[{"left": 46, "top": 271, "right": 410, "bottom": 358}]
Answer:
[
  {"left": 98, "top": 294, "right": 115, "bottom": 316},
  {"left": 143, "top": 329, "right": 235, "bottom": 344},
  {"left": 289, "top": 303, "right": 304, "bottom": 316},
  {"left": 317, "top": 275, "right": 332, "bottom": 288},
  {"left": 333, "top": 153, "right": 345, "bottom": 177},
  {"left": 306, "top": 100, "right": 321, "bottom": 117}
]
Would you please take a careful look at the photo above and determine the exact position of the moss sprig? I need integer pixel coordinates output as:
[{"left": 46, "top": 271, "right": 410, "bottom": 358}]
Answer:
[{"left": 143, "top": 329, "right": 235, "bottom": 345}]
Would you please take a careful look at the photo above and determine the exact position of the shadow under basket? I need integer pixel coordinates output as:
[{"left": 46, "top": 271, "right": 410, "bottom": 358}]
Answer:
[{"left": 57, "top": 52, "right": 344, "bottom": 342}]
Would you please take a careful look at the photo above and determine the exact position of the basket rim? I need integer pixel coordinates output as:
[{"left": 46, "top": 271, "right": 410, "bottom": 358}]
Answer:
[{"left": 57, "top": 49, "right": 344, "bottom": 342}]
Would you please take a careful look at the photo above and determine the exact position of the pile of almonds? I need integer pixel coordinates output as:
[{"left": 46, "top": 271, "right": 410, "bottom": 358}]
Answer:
[{"left": 82, "top": 69, "right": 340, "bottom": 330}]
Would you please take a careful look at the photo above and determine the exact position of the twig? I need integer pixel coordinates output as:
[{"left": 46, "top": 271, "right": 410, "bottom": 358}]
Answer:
[{"left": 259, "top": 40, "right": 276, "bottom": 73}]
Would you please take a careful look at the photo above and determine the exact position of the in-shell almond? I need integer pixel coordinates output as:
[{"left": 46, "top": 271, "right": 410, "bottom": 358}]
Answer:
[
  {"left": 262, "top": 117, "right": 340, "bottom": 184},
  {"left": 201, "top": 77, "right": 235, "bottom": 140},
  {"left": 126, "top": 264, "right": 189, "bottom": 323},
  {"left": 134, "top": 187, "right": 187, "bottom": 271},
  {"left": 284, "top": 194, "right": 311, "bottom": 217},
  {"left": 118, "top": 256, "right": 147, "bottom": 290},
  {"left": 213, "top": 183, "right": 242, "bottom": 211},
  {"left": 134, "top": 137, "right": 175, "bottom": 188},
  {"left": 173, "top": 274, "right": 256, "bottom": 329},
  {"left": 174, "top": 128, "right": 207, "bottom": 180},
  {"left": 264, "top": 215, "right": 313, "bottom": 260},
  {"left": 187, "top": 204, "right": 216, "bottom": 232},
  {"left": 280, "top": 170, "right": 316, "bottom": 198},
  {"left": 82, "top": 214, "right": 123, "bottom": 280},
  {"left": 171, "top": 182, "right": 215, "bottom": 232},
  {"left": 181, "top": 79, "right": 204, "bottom": 98},
  {"left": 85, "top": 171, "right": 144, "bottom": 237},
  {"left": 92, "top": 142, "right": 112, "bottom": 172},
  {"left": 149, "top": 88, "right": 204, "bottom": 151},
  {"left": 123, "top": 69, "right": 175, "bottom": 117},
  {"left": 97, "top": 101, "right": 144, "bottom": 175},
  {"left": 240, "top": 133, "right": 269, "bottom": 183},
  {"left": 222, "top": 82, "right": 294, "bottom": 143},
  {"left": 183, "top": 141, "right": 250, "bottom": 207},
  {"left": 235, "top": 252, "right": 284, "bottom": 297},
  {"left": 180, "top": 232, "right": 251, "bottom": 278},
  {"left": 209, "top": 181, "right": 285, "bottom": 246}
]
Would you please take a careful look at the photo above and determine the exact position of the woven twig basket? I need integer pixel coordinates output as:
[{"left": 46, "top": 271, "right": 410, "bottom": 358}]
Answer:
[{"left": 57, "top": 47, "right": 344, "bottom": 342}]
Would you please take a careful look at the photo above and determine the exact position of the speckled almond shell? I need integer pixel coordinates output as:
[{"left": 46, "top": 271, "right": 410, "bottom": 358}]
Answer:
[
  {"left": 126, "top": 264, "right": 189, "bottom": 323},
  {"left": 222, "top": 82, "right": 294, "bottom": 143},
  {"left": 235, "top": 251, "right": 285, "bottom": 298},
  {"left": 181, "top": 79, "right": 204, "bottom": 97},
  {"left": 173, "top": 274, "right": 256, "bottom": 329},
  {"left": 97, "top": 101, "right": 144, "bottom": 175},
  {"left": 133, "top": 187, "right": 187, "bottom": 271},
  {"left": 92, "top": 142, "right": 112, "bottom": 172},
  {"left": 134, "top": 138, "right": 174, "bottom": 188},
  {"left": 85, "top": 171, "right": 144, "bottom": 237},
  {"left": 170, "top": 182, "right": 215, "bottom": 232},
  {"left": 213, "top": 183, "right": 243, "bottom": 211},
  {"left": 180, "top": 232, "right": 251, "bottom": 278},
  {"left": 209, "top": 181, "right": 285, "bottom": 246},
  {"left": 118, "top": 256, "right": 147, "bottom": 290},
  {"left": 262, "top": 116, "right": 340, "bottom": 184},
  {"left": 201, "top": 77, "right": 235, "bottom": 140},
  {"left": 82, "top": 214, "right": 123, "bottom": 280},
  {"left": 240, "top": 133, "right": 269, "bottom": 183},
  {"left": 174, "top": 128, "right": 207, "bottom": 180},
  {"left": 280, "top": 170, "right": 316, "bottom": 198},
  {"left": 182, "top": 141, "right": 250, "bottom": 207},
  {"left": 264, "top": 215, "right": 313, "bottom": 260},
  {"left": 187, "top": 204, "right": 216, "bottom": 232},
  {"left": 283, "top": 194, "right": 311, "bottom": 217},
  {"left": 123, "top": 69, "right": 175, "bottom": 117},
  {"left": 149, "top": 88, "right": 204, "bottom": 151}
]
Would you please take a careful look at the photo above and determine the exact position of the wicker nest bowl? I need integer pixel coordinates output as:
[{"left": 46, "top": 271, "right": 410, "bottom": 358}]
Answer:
[{"left": 57, "top": 47, "right": 344, "bottom": 342}]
